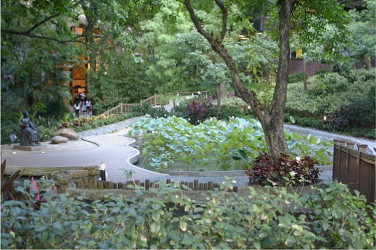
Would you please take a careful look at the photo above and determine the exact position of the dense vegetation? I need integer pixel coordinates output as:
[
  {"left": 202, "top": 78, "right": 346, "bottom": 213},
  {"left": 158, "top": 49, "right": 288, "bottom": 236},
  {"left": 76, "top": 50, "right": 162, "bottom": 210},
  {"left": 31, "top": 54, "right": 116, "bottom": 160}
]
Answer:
[
  {"left": 286, "top": 69, "right": 375, "bottom": 139},
  {"left": 129, "top": 116, "right": 332, "bottom": 172},
  {"left": 2, "top": 180, "right": 375, "bottom": 249},
  {"left": 2, "top": 0, "right": 375, "bottom": 144}
]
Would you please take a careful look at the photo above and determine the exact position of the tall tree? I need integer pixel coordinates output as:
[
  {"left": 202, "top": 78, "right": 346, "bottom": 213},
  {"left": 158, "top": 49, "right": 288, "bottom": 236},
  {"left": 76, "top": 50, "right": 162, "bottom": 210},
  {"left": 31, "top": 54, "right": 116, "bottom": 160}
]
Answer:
[{"left": 182, "top": 0, "right": 349, "bottom": 161}]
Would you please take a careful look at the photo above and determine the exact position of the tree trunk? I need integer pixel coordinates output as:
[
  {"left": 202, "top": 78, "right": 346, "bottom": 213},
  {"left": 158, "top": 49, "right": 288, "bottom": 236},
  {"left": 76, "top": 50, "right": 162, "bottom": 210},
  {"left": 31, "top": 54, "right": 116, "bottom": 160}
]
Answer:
[
  {"left": 216, "top": 80, "right": 225, "bottom": 118},
  {"left": 303, "top": 58, "right": 308, "bottom": 91},
  {"left": 184, "top": 0, "right": 293, "bottom": 162},
  {"left": 363, "top": 54, "right": 372, "bottom": 70}
]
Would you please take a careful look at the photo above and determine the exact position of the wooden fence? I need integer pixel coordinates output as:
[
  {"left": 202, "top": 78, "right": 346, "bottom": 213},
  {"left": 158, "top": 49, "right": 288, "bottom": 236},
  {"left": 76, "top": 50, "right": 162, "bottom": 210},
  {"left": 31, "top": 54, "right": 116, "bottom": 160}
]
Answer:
[
  {"left": 101, "top": 91, "right": 209, "bottom": 116},
  {"left": 74, "top": 178, "right": 238, "bottom": 192},
  {"left": 333, "top": 140, "right": 375, "bottom": 203},
  {"left": 288, "top": 59, "right": 329, "bottom": 76}
]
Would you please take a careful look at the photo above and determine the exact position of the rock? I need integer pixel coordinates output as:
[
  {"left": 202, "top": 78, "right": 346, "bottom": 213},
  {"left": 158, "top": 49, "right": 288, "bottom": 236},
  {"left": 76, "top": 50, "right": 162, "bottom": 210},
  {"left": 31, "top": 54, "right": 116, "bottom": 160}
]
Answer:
[
  {"left": 56, "top": 128, "right": 79, "bottom": 140},
  {"left": 51, "top": 135, "right": 69, "bottom": 144}
]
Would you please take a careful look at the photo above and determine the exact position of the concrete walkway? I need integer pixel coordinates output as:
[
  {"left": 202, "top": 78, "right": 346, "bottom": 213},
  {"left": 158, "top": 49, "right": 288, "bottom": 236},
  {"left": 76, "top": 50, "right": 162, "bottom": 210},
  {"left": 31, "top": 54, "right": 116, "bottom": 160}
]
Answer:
[
  {"left": 285, "top": 124, "right": 376, "bottom": 155},
  {"left": 2, "top": 117, "right": 167, "bottom": 183},
  {"left": 2, "top": 116, "right": 374, "bottom": 185}
]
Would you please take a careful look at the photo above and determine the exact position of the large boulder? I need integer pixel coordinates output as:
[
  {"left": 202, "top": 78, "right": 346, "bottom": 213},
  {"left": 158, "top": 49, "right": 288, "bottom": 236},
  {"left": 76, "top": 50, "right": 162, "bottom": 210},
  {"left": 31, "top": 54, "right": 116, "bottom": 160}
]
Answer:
[
  {"left": 55, "top": 128, "right": 79, "bottom": 140},
  {"left": 51, "top": 135, "right": 69, "bottom": 144}
]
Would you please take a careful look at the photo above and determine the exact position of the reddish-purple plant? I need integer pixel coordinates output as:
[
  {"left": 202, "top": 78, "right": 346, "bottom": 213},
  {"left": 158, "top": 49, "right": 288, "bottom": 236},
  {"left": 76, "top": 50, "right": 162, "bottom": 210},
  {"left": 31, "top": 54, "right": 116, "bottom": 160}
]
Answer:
[
  {"left": 246, "top": 154, "right": 319, "bottom": 186},
  {"left": 186, "top": 97, "right": 214, "bottom": 125}
]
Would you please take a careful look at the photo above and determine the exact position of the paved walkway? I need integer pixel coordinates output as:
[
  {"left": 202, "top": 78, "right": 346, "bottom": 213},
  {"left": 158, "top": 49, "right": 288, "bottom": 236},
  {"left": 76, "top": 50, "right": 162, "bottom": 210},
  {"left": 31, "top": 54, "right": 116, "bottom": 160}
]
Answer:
[
  {"left": 285, "top": 124, "right": 376, "bottom": 155},
  {"left": 2, "top": 117, "right": 167, "bottom": 183},
  {"left": 2, "top": 116, "right": 374, "bottom": 185}
]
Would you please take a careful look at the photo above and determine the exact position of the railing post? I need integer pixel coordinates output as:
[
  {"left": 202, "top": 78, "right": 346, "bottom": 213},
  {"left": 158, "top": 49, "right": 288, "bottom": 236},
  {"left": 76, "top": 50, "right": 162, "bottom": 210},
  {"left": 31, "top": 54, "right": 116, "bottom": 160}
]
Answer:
[
  {"left": 358, "top": 145, "right": 368, "bottom": 153},
  {"left": 333, "top": 140, "right": 338, "bottom": 181},
  {"left": 338, "top": 141, "right": 346, "bottom": 182},
  {"left": 356, "top": 145, "right": 367, "bottom": 192},
  {"left": 346, "top": 142, "right": 355, "bottom": 183}
]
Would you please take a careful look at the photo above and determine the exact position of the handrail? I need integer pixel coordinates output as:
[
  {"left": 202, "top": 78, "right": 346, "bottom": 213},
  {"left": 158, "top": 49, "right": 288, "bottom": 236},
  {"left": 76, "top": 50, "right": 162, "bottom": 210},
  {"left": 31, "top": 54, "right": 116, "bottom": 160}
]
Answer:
[{"left": 101, "top": 91, "right": 208, "bottom": 116}]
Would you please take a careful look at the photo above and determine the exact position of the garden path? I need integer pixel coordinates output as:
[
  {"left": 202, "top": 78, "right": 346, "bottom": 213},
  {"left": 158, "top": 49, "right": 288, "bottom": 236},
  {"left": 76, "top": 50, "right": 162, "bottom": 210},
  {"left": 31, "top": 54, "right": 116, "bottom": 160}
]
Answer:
[
  {"left": 3, "top": 116, "right": 374, "bottom": 184},
  {"left": 284, "top": 124, "right": 376, "bottom": 155}
]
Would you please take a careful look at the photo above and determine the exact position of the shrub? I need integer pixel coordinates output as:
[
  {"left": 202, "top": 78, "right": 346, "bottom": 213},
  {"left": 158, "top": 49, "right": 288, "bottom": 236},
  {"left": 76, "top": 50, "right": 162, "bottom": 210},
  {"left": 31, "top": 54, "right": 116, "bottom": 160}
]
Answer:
[
  {"left": 246, "top": 154, "right": 319, "bottom": 186},
  {"left": 314, "top": 68, "right": 331, "bottom": 75},
  {"left": 1, "top": 182, "right": 374, "bottom": 249},
  {"left": 205, "top": 106, "right": 245, "bottom": 120},
  {"left": 330, "top": 86, "right": 375, "bottom": 129},
  {"left": 186, "top": 97, "right": 214, "bottom": 125},
  {"left": 288, "top": 72, "right": 304, "bottom": 83},
  {"left": 286, "top": 69, "right": 375, "bottom": 117}
]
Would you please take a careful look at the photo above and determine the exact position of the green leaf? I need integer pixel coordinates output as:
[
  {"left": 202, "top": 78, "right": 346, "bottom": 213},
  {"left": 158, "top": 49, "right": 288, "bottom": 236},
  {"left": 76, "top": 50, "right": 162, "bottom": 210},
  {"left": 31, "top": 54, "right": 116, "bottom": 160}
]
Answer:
[
  {"left": 150, "top": 222, "right": 160, "bottom": 234},
  {"left": 35, "top": 224, "right": 49, "bottom": 232},
  {"left": 52, "top": 221, "right": 63, "bottom": 231}
]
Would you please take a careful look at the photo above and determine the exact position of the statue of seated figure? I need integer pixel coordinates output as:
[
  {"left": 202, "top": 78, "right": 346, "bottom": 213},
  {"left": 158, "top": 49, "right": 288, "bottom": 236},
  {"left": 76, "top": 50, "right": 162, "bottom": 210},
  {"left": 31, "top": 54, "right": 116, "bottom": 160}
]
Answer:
[{"left": 19, "top": 111, "right": 40, "bottom": 146}]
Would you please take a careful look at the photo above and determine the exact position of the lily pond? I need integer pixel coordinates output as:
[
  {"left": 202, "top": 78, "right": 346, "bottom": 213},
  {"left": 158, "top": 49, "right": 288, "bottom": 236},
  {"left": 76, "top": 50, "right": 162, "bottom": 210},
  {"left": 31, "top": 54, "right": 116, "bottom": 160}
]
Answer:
[{"left": 128, "top": 116, "right": 332, "bottom": 173}]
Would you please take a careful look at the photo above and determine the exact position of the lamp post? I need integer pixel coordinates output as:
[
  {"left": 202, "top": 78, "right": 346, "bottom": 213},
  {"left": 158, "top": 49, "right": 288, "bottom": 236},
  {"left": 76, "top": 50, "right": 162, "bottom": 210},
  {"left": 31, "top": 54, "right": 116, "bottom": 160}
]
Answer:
[{"left": 99, "top": 162, "right": 106, "bottom": 181}]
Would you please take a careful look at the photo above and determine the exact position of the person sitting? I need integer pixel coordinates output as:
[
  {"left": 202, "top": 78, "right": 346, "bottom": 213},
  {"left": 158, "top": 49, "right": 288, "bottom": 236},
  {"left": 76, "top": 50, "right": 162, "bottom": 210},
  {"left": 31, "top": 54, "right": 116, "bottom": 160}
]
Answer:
[{"left": 19, "top": 111, "right": 40, "bottom": 146}]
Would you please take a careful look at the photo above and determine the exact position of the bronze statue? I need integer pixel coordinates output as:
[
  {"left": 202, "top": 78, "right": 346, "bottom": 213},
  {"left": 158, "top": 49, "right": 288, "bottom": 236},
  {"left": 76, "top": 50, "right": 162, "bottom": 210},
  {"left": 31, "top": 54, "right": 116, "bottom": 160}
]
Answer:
[{"left": 19, "top": 111, "right": 40, "bottom": 146}]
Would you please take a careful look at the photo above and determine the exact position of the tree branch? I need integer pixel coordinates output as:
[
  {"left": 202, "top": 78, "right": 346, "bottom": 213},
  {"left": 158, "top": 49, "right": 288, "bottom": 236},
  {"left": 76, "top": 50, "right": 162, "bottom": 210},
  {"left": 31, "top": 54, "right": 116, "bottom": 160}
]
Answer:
[
  {"left": 1, "top": 13, "right": 60, "bottom": 36},
  {"left": 25, "top": 13, "right": 61, "bottom": 34},
  {"left": 183, "top": 0, "right": 214, "bottom": 43},
  {"left": 1, "top": 30, "right": 88, "bottom": 45},
  {"left": 214, "top": 0, "right": 228, "bottom": 43},
  {"left": 183, "top": 0, "right": 264, "bottom": 114}
]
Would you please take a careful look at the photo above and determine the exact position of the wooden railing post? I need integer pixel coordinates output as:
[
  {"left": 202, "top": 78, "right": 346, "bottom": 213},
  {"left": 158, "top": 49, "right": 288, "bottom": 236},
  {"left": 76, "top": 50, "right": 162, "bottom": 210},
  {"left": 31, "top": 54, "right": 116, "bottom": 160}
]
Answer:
[
  {"left": 333, "top": 140, "right": 339, "bottom": 181},
  {"left": 346, "top": 143, "right": 355, "bottom": 183}
]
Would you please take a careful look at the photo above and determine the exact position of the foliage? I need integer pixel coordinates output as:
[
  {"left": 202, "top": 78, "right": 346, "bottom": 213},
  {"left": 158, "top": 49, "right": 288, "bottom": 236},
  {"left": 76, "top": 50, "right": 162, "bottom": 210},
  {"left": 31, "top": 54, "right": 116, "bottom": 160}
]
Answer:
[
  {"left": 216, "top": 96, "right": 247, "bottom": 108},
  {"left": 330, "top": 86, "right": 375, "bottom": 130},
  {"left": 185, "top": 97, "right": 215, "bottom": 125},
  {"left": 206, "top": 106, "right": 246, "bottom": 120},
  {"left": 128, "top": 116, "right": 332, "bottom": 172},
  {"left": 89, "top": 53, "right": 157, "bottom": 114},
  {"left": 288, "top": 73, "right": 304, "bottom": 84},
  {"left": 285, "top": 115, "right": 376, "bottom": 140},
  {"left": 1, "top": 0, "right": 81, "bottom": 122},
  {"left": 286, "top": 69, "right": 375, "bottom": 117},
  {"left": 1, "top": 181, "right": 375, "bottom": 249},
  {"left": 246, "top": 154, "right": 319, "bottom": 186}
]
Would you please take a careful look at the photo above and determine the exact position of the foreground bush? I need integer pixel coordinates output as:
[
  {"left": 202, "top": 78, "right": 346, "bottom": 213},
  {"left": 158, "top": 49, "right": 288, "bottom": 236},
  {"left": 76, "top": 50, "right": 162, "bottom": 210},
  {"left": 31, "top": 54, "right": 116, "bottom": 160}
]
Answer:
[{"left": 1, "top": 182, "right": 374, "bottom": 249}]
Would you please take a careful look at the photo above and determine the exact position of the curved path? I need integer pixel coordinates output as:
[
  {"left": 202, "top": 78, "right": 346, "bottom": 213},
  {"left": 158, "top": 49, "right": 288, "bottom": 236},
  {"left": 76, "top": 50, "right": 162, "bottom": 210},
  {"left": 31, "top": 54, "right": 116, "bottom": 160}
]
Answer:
[
  {"left": 285, "top": 124, "right": 376, "bottom": 155},
  {"left": 2, "top": 117, "right": 167, "bottom": 183},
  {"left": 2, "top": 116, "right": 374, "bottom": 184}
]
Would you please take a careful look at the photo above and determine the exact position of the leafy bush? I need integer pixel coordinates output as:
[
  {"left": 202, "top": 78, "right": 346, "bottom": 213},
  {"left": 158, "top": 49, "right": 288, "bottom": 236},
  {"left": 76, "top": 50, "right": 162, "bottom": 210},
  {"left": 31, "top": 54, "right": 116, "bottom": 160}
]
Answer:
[
  {"left": 314, "top": 68, "right": 331, "bottom": 75},
  {"left": 217, "top": 96, "right": 247, "bottom": 108},
  {"left": 286, "top": 69, "right": 375, "bottom": 117},
  {"left": 185, "top": 97, "right": 214, "bottom": 125},
  {"left": 1, "top": 182, "right": 374, "bottom": 249},
  {"left": 288, "top": 73, "right": 304, "bottom": 83},
  {"left": 285, "top": 114, "right": 376, "bottom": 140},
  {"left": 205, "top": 106, "right": 245, "bottom": 120},
  {"left": 246, "top": 154, "right": 319, "bottom": 186},
  {"left": 330, "top": 86, "right": 375, "bottom": 130}
]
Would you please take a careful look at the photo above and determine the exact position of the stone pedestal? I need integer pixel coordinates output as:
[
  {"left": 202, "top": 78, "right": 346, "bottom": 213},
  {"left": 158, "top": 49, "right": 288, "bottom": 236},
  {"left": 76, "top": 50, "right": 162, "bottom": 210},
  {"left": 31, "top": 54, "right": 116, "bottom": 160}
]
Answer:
[{"left": 13, "top": 145, "right": 47, "bottom": 151}]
